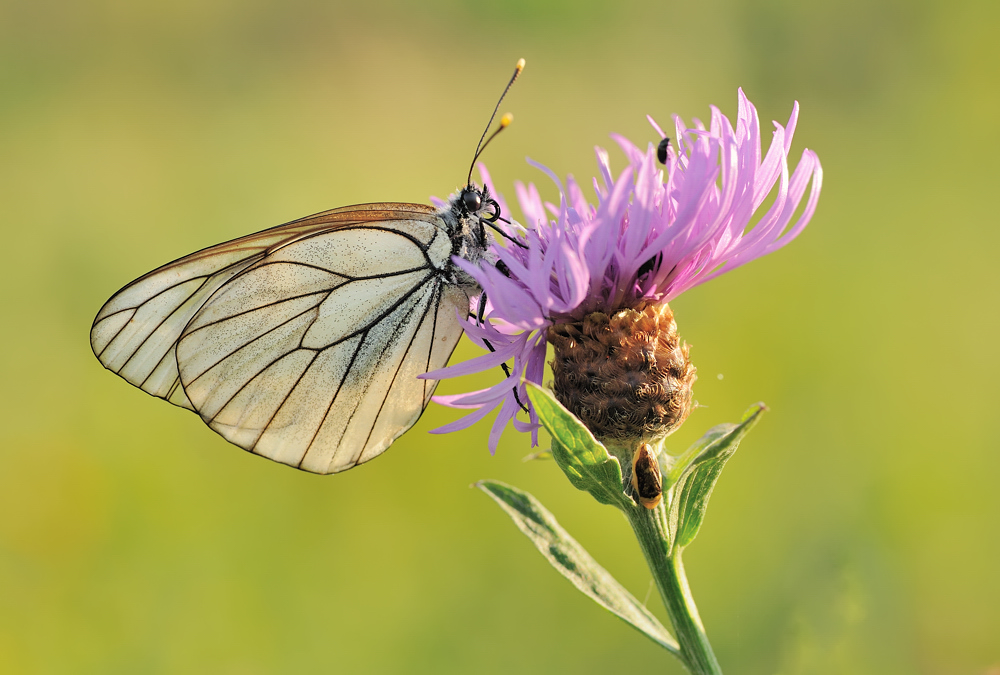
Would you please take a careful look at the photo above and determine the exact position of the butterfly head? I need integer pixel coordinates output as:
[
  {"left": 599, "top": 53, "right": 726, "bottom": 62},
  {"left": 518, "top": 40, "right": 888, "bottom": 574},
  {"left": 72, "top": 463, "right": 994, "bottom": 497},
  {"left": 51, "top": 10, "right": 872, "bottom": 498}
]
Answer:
[
  {"left": 447, "top": 182, "right": 500, "bottom": 264},
  {"left": 458, "top": 183, "right": 501, "bottom": 223}
]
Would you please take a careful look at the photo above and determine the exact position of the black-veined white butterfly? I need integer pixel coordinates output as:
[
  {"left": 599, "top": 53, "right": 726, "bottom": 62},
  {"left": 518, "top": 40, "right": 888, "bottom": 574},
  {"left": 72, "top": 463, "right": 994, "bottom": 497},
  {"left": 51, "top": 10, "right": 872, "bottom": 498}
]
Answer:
[{"left": 90, "top": 60, "right": 525, "bottom": 475}]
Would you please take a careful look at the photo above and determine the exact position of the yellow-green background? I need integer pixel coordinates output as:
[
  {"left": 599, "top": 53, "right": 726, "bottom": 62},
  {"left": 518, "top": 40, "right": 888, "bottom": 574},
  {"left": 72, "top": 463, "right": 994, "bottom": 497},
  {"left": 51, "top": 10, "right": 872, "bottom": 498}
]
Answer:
[{"left": 2, "top": 0, "right": 997, "bottom": 673}]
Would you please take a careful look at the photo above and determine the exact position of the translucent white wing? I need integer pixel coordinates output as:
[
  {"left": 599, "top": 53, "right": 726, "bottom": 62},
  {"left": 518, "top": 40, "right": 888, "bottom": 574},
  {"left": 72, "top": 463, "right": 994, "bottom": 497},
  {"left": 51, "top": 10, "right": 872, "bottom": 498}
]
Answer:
[
  {"left": 92, "top": 203, "right": 470, "bottom": 474},
  {"left": 176, "top": 223, "right": 468, "bottom": 474}
]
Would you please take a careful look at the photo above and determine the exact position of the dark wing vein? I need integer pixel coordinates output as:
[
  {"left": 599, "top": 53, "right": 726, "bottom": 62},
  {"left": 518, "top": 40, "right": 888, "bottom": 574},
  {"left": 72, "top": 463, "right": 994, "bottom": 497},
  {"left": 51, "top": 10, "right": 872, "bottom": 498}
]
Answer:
[
  {"left": 247, "top": 349, "right": 321, "bottom": 453},
  {"left": 298, "top": 330, "right": 369, "bottom": 467},
  {"left": 422, "top": 283, "right": 443, "bottom": 403},
  {"left": 352, "top": 282, "right": 441, "bottom": 466},
  {"left": 285, "top": 224, "right": 436, "bottom": 257},
  {"left": 352, "top": 279, "right": 442, "bottom": 466},
  {"left": 94, "top": 253, "right": 263, "bottom": 356},
  {"left": 115, "top": 276, "right": 244, "bottom": 372},
  {"left": 180, "top": 288, "right": 332, "bottom": 340},
  {"left": 186, "top": 299, "right": 323, "bottom": 390},
  {"left": 300, "top": 276, "right": 437, "bottom": 467},
  {"left": 246, "top": 259, "right": 431, "bottom": 282},
  {"left": 305, "top": 272, "right": 435, "bottom": 350}
]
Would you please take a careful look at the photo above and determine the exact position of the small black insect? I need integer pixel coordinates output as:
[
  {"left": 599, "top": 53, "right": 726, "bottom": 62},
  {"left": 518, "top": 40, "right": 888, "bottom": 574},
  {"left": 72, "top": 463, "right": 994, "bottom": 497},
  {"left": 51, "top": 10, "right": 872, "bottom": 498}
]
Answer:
[{"left": 656, "top": 137, "right": 671, "bottom": 165}]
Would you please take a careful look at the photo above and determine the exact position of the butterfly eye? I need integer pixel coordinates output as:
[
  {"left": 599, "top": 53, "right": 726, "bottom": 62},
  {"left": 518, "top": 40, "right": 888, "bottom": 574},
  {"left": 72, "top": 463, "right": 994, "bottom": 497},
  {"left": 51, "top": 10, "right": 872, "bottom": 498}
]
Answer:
[{"left": 461, "top": 189, "right": 482, "bottom": 213}]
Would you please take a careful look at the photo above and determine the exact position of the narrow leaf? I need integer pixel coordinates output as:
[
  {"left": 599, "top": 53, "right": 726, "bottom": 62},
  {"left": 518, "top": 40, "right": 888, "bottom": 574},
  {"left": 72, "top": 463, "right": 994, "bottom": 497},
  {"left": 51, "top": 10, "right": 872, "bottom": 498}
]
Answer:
[
  {"left": 525, "top": 382, "right": 632, "bottom": 509},
  {"left": 670, "top": 403, "right": 766, "bottom": 549},
  {"left": 477, "top": 480, "right": 680, "bottom": 656},
  {"left": 663, "top": 426, "right": 732, "bottom": 489}
]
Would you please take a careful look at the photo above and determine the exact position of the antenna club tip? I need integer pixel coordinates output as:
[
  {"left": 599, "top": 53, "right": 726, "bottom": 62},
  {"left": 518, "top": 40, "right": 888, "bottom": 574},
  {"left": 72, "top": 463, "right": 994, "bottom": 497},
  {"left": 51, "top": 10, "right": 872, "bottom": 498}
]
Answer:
[
  {"left": 515, "top": 58, "right": 526, "bottom": 71},
  {"left": 500, "top": 113, "right": 513, "bottom": 127}
]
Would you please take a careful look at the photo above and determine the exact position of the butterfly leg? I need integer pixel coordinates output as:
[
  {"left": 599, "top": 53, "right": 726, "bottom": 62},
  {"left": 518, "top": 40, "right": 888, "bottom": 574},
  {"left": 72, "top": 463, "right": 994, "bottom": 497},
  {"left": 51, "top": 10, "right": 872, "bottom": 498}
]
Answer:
[{"left": 473, "top": 285, "right": 529, "bottom": 414}]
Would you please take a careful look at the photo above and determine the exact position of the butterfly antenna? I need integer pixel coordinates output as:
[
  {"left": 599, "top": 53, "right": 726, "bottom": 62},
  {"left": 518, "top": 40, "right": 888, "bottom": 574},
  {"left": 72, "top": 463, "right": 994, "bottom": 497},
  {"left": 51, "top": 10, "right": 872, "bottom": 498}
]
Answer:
[{"left": 466, "top": 58, "right": 525, "bottom": 186}]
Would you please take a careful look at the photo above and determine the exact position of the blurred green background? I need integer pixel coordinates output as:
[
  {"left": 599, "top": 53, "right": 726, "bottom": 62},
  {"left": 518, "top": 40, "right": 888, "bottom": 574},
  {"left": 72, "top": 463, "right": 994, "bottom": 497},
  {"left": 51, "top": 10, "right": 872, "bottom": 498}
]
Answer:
[{"left": 2, "top": 0, "right": 998, "bottom": 673}]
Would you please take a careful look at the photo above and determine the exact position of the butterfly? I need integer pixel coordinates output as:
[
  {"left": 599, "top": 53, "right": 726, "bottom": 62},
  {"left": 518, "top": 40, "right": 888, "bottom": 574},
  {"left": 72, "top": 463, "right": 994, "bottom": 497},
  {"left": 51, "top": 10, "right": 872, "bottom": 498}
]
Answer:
[{"left": 90, "top": 60, "right": 525, "bottom": 475}]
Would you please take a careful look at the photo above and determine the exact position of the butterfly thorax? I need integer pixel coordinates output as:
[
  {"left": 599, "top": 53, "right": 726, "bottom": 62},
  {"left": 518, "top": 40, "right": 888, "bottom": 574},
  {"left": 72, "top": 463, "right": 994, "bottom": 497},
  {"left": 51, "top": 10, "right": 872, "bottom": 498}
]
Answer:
[{"left": 439, "top": 183, "right": 498, "bottom": 291}]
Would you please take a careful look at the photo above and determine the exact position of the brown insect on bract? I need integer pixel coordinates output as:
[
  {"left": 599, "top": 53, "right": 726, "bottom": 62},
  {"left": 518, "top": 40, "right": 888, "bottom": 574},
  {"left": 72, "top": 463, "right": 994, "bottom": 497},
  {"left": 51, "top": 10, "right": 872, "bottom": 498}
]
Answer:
[{"left": 631, "top": 442, "right": 663, "bottom": 509}]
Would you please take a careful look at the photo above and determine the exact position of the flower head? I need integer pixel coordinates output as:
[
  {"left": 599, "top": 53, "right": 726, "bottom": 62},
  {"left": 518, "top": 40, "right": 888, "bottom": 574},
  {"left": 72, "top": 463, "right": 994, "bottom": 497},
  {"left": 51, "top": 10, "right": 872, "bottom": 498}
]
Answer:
[{"left": 423, "top": 89, "right": 823, "bottom": 452}]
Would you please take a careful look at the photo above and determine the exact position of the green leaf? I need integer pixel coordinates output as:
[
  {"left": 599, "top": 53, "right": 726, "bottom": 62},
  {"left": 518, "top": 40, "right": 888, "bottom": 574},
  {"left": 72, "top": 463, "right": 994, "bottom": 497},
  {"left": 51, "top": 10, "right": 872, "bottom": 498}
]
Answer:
[
  {"left": 524, "top": 382, "right": 632, "bottom": 509},
  {"left": 476, "top": 480, "right": 680, "bottom": 656},
  {"left": 670, "top": 403, "right": 767, "bottom": 549}
]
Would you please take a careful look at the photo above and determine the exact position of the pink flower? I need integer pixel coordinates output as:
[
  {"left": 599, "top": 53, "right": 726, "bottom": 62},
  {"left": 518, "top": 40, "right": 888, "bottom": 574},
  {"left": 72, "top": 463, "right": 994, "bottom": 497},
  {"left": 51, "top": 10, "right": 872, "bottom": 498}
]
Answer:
[{"left": 423, "top": 89, "right": 823, "bottom": 452}]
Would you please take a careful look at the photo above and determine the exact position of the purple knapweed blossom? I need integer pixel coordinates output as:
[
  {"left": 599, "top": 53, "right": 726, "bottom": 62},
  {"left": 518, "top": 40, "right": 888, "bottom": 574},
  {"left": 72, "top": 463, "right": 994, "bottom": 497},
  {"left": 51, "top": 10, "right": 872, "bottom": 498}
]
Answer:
[{"left": 422, "top": 89, "right": 823, "bottom": 452}]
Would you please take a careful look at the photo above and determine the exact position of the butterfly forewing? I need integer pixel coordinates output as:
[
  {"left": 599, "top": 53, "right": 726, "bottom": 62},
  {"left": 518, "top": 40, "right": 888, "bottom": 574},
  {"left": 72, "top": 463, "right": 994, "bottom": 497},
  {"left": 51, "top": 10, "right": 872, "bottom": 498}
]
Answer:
[
  {"left": 91, "top": 203, "right": 472, "bottom": 474},
  {"left": 92, "top": 256, "right": 266, "bottom": 410},
  {"left": 90, "top": 204, "right": 416, "bottom": 406}
]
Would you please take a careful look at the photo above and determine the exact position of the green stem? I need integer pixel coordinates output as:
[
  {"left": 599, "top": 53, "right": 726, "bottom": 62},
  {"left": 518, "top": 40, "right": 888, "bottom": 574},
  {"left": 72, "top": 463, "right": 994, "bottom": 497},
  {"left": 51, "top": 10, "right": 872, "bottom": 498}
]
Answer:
[{"left": 626, "top": 507, "right": 722, "bottom": 675}]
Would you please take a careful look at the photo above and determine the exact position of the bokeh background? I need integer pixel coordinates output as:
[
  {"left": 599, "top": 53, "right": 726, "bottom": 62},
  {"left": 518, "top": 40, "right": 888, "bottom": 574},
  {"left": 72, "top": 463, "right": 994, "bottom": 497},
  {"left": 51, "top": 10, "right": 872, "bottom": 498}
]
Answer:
[{"left": 2, "top": 0, "right": 998, "bottom": 673}]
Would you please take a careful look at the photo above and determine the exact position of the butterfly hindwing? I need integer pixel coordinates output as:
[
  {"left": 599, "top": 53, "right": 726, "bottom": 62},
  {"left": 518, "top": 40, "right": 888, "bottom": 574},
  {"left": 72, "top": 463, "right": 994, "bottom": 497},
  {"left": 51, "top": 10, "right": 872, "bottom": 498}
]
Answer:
[{"left": 176, "top": 221, "right": 467, "bottom": 474}]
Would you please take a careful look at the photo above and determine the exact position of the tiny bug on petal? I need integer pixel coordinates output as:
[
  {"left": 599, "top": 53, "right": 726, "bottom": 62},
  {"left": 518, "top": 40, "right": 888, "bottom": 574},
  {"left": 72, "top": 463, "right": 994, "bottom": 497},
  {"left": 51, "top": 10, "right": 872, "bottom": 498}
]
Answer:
[
  {"left": 631, "top": 443, "right": 663, "bottom": 509},
  {"left": 656, "top": 137, "right": 671, "bottom": 165}
]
